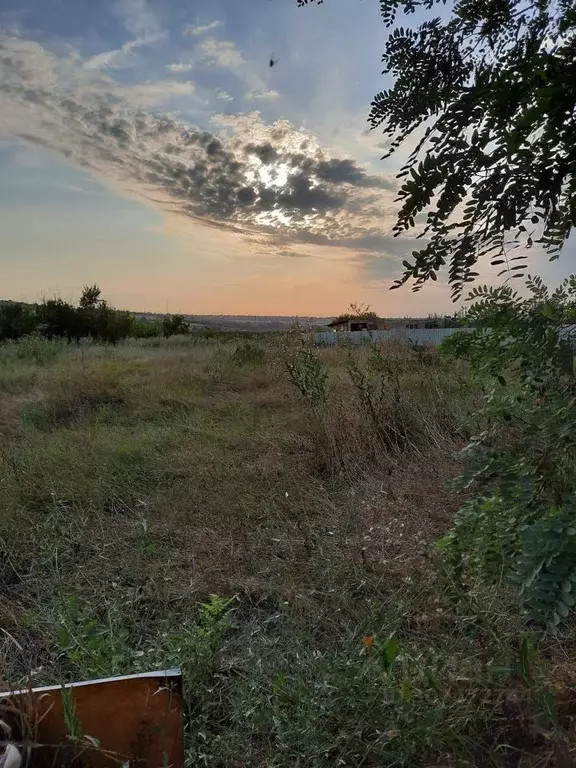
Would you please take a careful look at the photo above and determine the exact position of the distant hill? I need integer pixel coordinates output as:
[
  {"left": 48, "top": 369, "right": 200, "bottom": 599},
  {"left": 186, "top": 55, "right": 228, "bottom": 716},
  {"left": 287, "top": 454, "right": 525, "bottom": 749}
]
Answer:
[
  {"left": 1, "top": 300, "right": 330, "bottom": 332},
  {"left": 1, "top": 302, "right": 459, "bottom": 332},
  {"left": 132, "top": 312, "right": 332, "bottom": 332}
]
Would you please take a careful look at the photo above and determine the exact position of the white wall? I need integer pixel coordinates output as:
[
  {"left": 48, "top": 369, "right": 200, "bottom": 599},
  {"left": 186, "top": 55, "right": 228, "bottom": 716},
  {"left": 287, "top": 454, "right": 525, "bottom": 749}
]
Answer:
[
  {"left": 314, "top": 327, "right": 475, "bottom": 346},
  {"left": 315, "top": 325, "right": 576, "bottom": 347}
]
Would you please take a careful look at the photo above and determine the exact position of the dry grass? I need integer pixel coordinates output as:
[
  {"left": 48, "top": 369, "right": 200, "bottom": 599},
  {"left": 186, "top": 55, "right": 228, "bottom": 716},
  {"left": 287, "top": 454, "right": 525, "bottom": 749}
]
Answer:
[{"left": 0, "top": 334, "right": 574, "bottom": 766}]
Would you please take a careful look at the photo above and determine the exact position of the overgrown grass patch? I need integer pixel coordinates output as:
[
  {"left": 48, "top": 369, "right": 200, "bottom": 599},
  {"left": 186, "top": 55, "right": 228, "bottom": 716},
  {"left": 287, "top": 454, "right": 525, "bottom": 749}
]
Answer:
[{"left": 0, "top": 332, "right": 575, "bottom": 766}]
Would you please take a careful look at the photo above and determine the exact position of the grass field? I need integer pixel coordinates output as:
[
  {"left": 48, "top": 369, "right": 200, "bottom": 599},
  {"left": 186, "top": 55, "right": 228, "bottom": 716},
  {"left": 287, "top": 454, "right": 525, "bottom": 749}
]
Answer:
[{"left": 1, "top": 333, "right": 575, "bottom": 767}]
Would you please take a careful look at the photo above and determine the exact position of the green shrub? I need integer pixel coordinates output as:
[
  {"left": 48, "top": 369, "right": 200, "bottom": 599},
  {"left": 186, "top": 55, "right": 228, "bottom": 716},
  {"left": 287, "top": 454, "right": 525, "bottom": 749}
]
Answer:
[
  {"left": 41, "top": 593, "right": 235, "bottom": 765},
  {"left": 283, "top": 331, "right": 328, "bottom": 406},
  {"left": 0, "top": 302, "right": 37, "bottom": 341},
  {"left": 232, "top": 340, "right": 267, "bottom": 367},
  {"left": 440, "top": 275, "right": 576, "bottom": 626},
  {"left": 0, "top": 335, "right": 69, "bottom": 365},
  {"left": 163, "top": 314, "right": 190, "bottom": 337}
]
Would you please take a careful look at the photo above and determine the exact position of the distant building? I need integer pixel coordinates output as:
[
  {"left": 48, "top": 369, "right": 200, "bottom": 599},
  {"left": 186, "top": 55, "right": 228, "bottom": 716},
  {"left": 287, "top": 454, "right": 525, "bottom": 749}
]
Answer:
[
  {"left": 326, "top": 313, "right": 459, "bottom": 333},
  {"left": 327, "top": 316, "right": 390, "bottom": 333}
]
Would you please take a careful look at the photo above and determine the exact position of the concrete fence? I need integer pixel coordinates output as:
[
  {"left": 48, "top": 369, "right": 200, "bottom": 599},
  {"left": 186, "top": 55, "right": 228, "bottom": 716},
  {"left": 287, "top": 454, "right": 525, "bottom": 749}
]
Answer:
[
  {"left": 315, "top": 324, "right": 576, "bottom": 347},
  {"left": 314, "top": 327, "right": 475, "bottom": 346}
]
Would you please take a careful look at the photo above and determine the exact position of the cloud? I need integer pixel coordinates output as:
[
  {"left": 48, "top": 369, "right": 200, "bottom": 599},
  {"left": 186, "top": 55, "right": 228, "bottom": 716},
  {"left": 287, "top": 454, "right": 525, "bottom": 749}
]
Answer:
[
  {"left": 184, "top": 20, "right": 223, "bottom": 36},
  {"left": 85, "top": 31, "right": 167, "bottom": 70},
  {"left": 114, "top": 0, "right": 162, "bottom": 39},
  {"left": 166, "top": 62, "right": 194, "bottom": 73},
  {"left": 246, "top": 89, "right": 280, "bottom": 102},
  {"left": 189, "top": 34, "right": 280, "bottom": 106},
  {"left": 125, "top": 80, "right": 195, "bottom": 106},
  {"left": 195, "top": 37, "right": 245, "bottom": 68},
  {"left": 216, "top": 88, "right": 233, "bottom": 101},
  {"left": 0, "top": 34, "right": 403, "bottom": 266}
]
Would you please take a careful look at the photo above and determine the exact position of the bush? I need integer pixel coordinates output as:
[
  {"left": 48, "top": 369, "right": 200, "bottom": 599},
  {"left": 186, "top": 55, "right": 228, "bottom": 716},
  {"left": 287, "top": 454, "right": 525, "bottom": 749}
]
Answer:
[
  {"left": 231, "top": 340, "right": 267, "bottom": 367},
  {"left": 130, "top": 317, "right": 162, "bottom": 338},
  {"left": 282, "top": 327, "right": 328, "bottom": 406},
  {"left": 0, "top": 302, "right": 37, "bottom": 341},
  {"left": 0, "top": 334, "right": 68, "bottom": 365},
  {"left": 163, "top": 314, "right": 189, "bottom": 337},
  {"left": 284, "top": 336, "right": 468, "bottom": 475},
  {"left": 440, "top": 275, "right": 576, "bottom": 626},
  {"left": 37, "top": 298, "right": 80, "bottom": 342},
  {"left": 0, "top": 287, "right": 163, "bottom": 347}
]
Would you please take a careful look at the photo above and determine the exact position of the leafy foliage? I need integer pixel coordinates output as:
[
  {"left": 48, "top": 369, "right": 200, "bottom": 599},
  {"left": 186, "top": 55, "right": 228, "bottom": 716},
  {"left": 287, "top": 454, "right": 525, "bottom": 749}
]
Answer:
[
  {"left": 331, "top": 303, "right": 380, "bottom": 325},
  {"left": 299, "top": 0, "right": 576, "bottom": 298},
  {"left": 0, "top": 286, "right": 160, "bottom": 344},
  {"left": 283, "top": 325, "right": 328, "bottom": 405},
  {"left": 78, "top": 284, "right": 102, "bottom": 310},
  {"left": 162, "top": 313, "right": 190, "bottom": 337},
  {"left": 441, "top": 275, "right": 576, "bottom": 626},
  {"left": 0, "top": 302, "right": 37, "bottom": 341},
  {"left": 331, "top": 311, "right": 379, "bottom": 325}
]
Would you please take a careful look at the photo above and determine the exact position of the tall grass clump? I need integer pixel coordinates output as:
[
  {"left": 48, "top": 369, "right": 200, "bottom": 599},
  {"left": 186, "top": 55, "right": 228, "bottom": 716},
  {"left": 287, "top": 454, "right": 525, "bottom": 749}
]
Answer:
[
  {"left": 0, "top": 335, "right": 69, "bottom": 366},
  {"left": 283, "top": 331, "right": 471, "bottom": 475}
]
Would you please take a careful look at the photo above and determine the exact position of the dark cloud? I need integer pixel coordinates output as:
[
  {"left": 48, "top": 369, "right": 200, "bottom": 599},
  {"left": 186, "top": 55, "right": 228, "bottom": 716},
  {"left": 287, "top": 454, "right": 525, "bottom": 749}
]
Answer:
[
  {"left": 344, "top": 232, "right": 426, "bottom": 255},
  {"left": 276, "top": 249, "right": 315, "bottom": 259},
  {"left": 0, "top": 34, "right": 399, "bottom": 256},
  {"left": 244, "top": 142, "right": 278, "bottom": 164},
  {"left": 275, "top": 171, "right": 344, "bottom": 212},
  {"left": 316, "top": 158, "right": 394, "bottom": 189},
  {"left": 244, "top": 143, "right": 393, "bottom": 189},
  {"left": 237, "top": 186, "right": 256, "bottom": 204}
]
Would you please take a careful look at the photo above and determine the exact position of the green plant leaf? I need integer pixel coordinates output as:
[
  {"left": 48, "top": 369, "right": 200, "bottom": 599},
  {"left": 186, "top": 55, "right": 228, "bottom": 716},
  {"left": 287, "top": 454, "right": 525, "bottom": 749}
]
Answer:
[{"left": 381, "top": 634, "right": 400, "bottom": 670}]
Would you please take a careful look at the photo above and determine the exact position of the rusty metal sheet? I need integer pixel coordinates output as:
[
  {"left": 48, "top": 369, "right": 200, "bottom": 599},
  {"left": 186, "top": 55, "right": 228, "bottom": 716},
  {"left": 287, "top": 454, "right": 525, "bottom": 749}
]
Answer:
[{"left": 0, "top": 669, "right": 183, "bottom": 768}]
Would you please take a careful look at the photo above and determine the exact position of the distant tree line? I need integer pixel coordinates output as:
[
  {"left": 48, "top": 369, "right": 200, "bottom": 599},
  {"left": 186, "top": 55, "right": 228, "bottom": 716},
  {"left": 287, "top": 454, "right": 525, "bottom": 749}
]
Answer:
[{"left": 0, "top": 285, "right": 191, "bottom": 344}]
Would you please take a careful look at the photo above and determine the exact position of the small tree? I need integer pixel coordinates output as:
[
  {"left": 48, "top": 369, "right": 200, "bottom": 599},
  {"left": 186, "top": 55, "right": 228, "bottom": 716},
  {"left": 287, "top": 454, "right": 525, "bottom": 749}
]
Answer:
[
  {"left": 131, "top": 317, "right": 163, "bottom": 338},
  {"left": 37, "top": 298, "right": 81, "bottom": 342},
  {"left": 91, "top": 304, "right": 132, "bottom": 344},
  {"left": 162, "top": 314, "right": 189, "bottom": 337},
  {"left": 77, "top": 285, "right": 133, "bottom": 344},
  {"left": 332, "top": 303, "right": 380, "bottom": 325},
  {"left": 79, "top": 284, "right": 102, "bottom": 310}
]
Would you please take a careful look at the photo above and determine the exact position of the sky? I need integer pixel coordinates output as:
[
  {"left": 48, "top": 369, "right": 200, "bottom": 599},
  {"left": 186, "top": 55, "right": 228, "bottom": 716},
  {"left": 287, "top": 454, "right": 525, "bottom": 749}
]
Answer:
[{"left": 0, "top": 0, "right": 573, "bottom": 316}]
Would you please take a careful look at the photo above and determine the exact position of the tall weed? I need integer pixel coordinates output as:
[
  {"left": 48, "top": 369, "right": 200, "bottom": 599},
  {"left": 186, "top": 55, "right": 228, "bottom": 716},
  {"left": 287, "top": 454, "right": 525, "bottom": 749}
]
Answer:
[{"left": 285, "top": 337, "right": 467, "bottom": 474}]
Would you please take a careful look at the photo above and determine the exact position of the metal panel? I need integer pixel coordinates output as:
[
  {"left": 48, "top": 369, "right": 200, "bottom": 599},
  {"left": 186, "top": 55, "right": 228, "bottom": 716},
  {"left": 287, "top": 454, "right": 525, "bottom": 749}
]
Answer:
[{"left": 1, "top": 669, "right": 183, "bottom": 768}]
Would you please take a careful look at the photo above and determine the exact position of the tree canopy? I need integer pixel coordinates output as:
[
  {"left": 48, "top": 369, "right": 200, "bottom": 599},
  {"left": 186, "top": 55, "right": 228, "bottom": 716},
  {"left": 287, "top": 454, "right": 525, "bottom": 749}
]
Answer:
[
  {"left": 162, "top": 314, "right": 190, "bottom": 337},
  {"left": 297, "top": 0, "right": 576, "bottom": 299},
  {"left": 0, "top": 287, "right": 161, "bottom": 344}
]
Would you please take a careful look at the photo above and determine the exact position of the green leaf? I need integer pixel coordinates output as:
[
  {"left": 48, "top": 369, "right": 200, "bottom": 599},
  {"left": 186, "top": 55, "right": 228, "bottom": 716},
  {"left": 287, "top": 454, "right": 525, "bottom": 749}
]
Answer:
[
  {"left": 534, "top": 690, "right": 558, "bottom": 728},
  {"left": 436, "top": 534, "right": 454, "bottom": 549},
  {"left": 273, "top": 671, "right": 286, "bottom": 696},
  {"left": 381, "top": 634, "right": 400, "bottom": 670},
  {"left": 399, "top": 680, "right": 412, "bottom": 703},
  {"left": 518, "top": 636, "right": 532, "bottom": 685}
]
